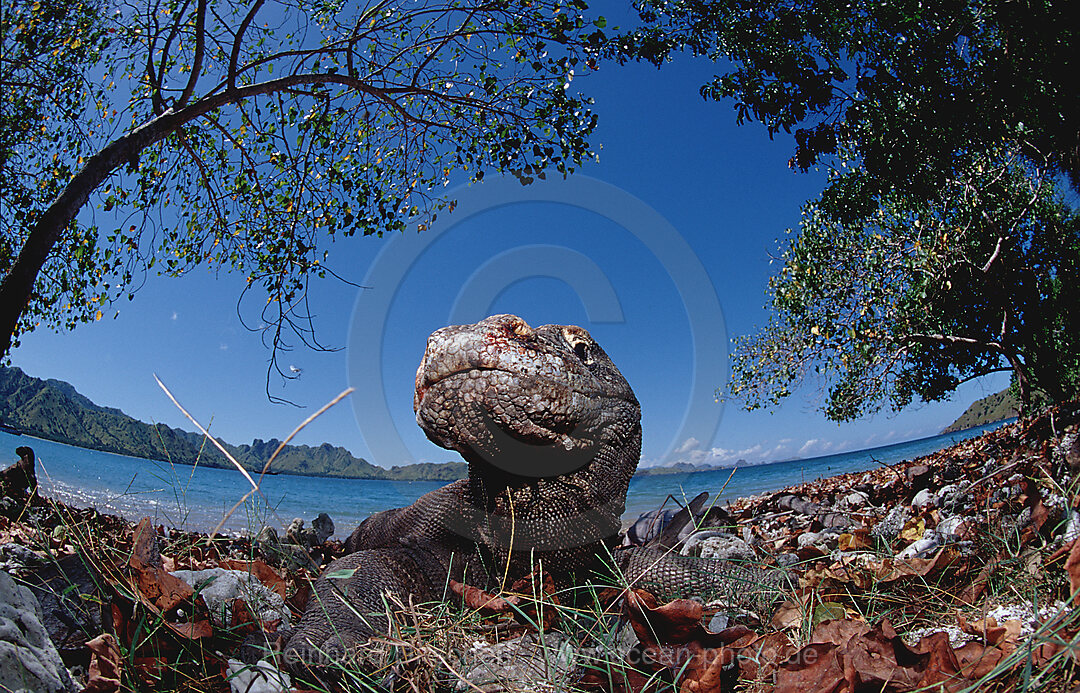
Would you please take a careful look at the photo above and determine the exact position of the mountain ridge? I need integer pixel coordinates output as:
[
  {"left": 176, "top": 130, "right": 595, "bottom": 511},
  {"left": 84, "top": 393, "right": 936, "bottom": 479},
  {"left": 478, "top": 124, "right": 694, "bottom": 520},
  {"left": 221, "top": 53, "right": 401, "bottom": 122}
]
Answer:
[
  {"left": 0, "top": 366, "right": 466, "bottom": 481},
  {"left": 942, "top": 388, "right": 1020, "bottom": 434}
]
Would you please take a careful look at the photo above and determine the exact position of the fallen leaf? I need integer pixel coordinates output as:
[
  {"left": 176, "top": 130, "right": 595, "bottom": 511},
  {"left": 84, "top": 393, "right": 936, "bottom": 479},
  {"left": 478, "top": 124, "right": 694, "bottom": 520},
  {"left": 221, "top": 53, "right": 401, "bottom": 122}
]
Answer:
[
  {"left": 1065, "top": 538, "right": 1080, "bottom": 605},
  {"left": 623, "top": 589, "right": 752, "bottom": 690},
  {"left": 899, "top": 517, "right": 926, "bottom": 542},
  {"left": 83, "top": 633, "right": 122, "bottom": 693},
  {"left": 771, "top": 599, "right": 804, "bottom": 630},
  {"left": 128, "top": 518, "right": 194, "bottom": 613},
  {"left": 449, "top": 579, "right": 519, "bottom": 614}
]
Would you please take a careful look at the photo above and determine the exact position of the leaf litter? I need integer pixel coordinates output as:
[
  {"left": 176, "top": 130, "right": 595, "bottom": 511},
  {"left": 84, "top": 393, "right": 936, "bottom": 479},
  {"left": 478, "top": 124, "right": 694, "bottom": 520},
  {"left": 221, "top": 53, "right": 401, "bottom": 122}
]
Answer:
[{"left": 1, "top": 404, "right": 1079, "bottom": 691}]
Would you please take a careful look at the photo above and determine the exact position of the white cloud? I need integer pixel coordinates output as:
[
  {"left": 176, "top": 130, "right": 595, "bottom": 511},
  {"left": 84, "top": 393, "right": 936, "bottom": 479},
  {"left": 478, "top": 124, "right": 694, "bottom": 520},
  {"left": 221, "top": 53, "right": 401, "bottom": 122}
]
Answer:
[
  {"left": 796, "top": 438, "right": 836, "bottom": 458},
  {"left": 674, "top": 437, "right": 700, "bottom": 454},
  {"left": 219, "top": 343, "right": 228, "bottom": 351},
  {"left": 171, "top": 311, "right": 178, "bottom": 321}
]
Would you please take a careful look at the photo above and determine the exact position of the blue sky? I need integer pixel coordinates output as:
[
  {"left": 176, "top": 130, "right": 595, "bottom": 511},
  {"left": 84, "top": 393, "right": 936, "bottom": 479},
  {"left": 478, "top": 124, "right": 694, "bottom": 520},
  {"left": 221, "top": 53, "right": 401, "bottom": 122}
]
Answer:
[{"left": 11, "top": 36, "right": 1010, "bottom": 470}]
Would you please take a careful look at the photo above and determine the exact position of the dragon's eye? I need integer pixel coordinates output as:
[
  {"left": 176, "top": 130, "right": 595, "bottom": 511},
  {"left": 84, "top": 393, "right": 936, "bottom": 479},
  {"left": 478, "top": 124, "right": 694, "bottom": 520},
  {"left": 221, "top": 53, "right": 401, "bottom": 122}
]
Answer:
[{"left": 563, "top": 329, "right": 592, "bottom": 363}]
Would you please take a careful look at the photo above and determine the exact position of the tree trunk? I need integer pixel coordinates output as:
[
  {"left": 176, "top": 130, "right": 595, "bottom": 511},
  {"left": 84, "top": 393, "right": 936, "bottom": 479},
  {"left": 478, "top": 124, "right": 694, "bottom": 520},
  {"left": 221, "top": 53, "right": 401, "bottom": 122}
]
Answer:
[{"left": 0, "top": 111, "right": 184, "bottom": 358}]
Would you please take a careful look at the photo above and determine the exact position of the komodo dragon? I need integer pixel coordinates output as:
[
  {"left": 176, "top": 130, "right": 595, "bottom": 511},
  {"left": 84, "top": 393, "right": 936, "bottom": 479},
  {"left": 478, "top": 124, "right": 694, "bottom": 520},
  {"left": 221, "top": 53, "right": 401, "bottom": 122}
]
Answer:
[{"left": 284, "top": 314, "right": 782, "bottom": 668}]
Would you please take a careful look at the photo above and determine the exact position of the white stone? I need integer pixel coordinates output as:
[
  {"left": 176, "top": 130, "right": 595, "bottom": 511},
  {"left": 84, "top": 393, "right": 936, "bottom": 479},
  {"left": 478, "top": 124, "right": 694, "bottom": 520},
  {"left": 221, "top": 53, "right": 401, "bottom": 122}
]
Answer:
[
  {"left": 897, "top": 531, "right": 942, "bottom": 560},
  {"left": 840, "top": 491, "right": 870, "bottom": 509},
  {"left": 226, "top": 659, "right": 291, "bottom": 693},
  {"left": 1065, "top": 511, "right": 1080, "bottom": 543},
  {"left": 694, "top": 534, "right": 755, "bottom": 561},
  {"left": 912, "top": 488, "right": 936, "bottom": 508},
  {"left": 937, "top": 516, "right": 968, "bottom": 536},
  {"left": 171, "top": 569, "right": 289, "bottom": 628}
]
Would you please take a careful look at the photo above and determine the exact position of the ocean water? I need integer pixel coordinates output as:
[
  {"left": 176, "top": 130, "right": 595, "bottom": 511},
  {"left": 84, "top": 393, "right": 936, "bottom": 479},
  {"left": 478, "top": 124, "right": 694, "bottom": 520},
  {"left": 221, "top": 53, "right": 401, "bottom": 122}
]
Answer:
[{"left": 0, "top": 422, "right": 1006, "bottom": 539}]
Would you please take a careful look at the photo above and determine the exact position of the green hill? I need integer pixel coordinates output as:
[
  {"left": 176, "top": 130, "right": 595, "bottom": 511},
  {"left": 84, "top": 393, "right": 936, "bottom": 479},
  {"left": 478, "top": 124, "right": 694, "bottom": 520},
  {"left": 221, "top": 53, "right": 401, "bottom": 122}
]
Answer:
[
  {"left": 942, "top": 388, "right": 1020, "bottom": 433},
  {"left": 0, "top": 366, "right": 465, "bottom": 480}
]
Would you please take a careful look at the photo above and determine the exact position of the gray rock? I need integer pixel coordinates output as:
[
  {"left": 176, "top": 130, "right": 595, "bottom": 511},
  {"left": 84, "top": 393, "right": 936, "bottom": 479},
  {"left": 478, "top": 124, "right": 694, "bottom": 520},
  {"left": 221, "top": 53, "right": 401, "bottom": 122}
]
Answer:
[
  {"left": 936, "top": 483, "right": 969, "bottom": 513},
  {"left": 694, "top": 534, "right": 755, "bottom": 561},
  {"left": 310, "top": 513, "right": 334, "bottom": 544},
  {"left": 0, "top": 571, "right": 76, "bottom": 693},
  {"left": 708, "top": 612, "right": 730, "bottom": 632},
  {"left": 797, "top": 531, "right": 822, "bottom": 549},
  {"left": 458, "top": 631, "right": 576, "bottom": 691},
  {"left": 871, "top": 505, "right": 911, "bottom": 542},
  {"left": 1053, "top": 430, "right": 1080, "bottom": 470},
  {"left": 0, "top": 544, "right": 41, "bottom": 572},
  {"left": 839, "top": 491, "right": 870, "bottom": 510},
  {"left": 776, "top": 495, "right": 822, "bottom": 516},
  {"left": 171, "top": 569, "right": 290, "bottom": 628},
  {"left": 776, "top": 553, "right": 800, "bottom": 569},
  {"left": 936, "top": 516, "right": 969, "bottom": 537},
  {"left": 679, "top": 530, "right": 728, "bottom": 555},
  {"left": 1064, "top": 510, "right": 1080, "bottom": 544},
  {"left": 255, "top": 526, "right": 279, "bottom": 547},
  {"left": 22, "top": 553, "right": 104, "bottom": 657},
  {"left": 285, "top": 519, "right": 306, "bottom": 546}
]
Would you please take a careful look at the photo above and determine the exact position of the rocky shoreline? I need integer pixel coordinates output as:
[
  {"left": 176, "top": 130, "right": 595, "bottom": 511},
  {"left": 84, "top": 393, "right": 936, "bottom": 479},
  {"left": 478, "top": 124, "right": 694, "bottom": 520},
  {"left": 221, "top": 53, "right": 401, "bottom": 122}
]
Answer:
[{"left": 2, "top": 404, "right": 1079, "bottom": 692}]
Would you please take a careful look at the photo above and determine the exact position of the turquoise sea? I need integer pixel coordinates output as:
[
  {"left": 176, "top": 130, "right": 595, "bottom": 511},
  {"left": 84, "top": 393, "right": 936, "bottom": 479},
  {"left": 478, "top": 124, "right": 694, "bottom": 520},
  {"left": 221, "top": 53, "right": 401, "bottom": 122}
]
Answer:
[{"left": 0, "top": 422, "right": 1006, "bottom": 539}]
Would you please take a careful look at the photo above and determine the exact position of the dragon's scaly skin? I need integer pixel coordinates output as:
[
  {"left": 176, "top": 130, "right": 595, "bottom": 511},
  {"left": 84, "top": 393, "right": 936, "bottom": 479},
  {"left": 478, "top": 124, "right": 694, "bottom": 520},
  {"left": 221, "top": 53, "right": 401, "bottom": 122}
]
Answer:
[{"left": 284, "top": 315, "right": 783, "bottom": 668}]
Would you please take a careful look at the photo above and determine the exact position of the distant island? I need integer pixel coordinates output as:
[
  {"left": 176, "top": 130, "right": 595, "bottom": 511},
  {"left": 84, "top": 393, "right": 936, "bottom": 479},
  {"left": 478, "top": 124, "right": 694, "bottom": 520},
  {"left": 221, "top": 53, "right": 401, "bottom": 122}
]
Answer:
[
  {"left": 1, "top": 365, "right": 1011, "bottom": 480},
  {"left": 942, "top": 388, "right": 1019, "bottom": 433},
  {"left": 0, "top": 366, "right": 466, "bottom": 481}
]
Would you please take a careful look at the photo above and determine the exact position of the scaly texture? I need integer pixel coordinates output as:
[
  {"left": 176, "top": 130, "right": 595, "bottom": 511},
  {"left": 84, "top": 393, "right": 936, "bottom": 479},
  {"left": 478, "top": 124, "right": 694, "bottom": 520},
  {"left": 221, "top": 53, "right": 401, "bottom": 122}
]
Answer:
[{"left": 284, "top": 315, "right": 784, "bottom": 671}]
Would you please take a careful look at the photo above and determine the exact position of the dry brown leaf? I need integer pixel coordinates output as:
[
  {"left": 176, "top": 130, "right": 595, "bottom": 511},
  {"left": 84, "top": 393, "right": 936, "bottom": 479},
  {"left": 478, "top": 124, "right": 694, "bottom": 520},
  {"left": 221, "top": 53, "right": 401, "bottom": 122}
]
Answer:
[
  {"left": 870, "top": 548, "right": 959, "bottom": 583},
  {"left": 774, "top": 642, "right": 846, "bottom": 693},
  {"left": 837, "top": 529, "right": 871, "bottom": 551},
  {"left": 730, "top": 630, "right": 795, "bottom": 682},
  {"left": 83, "top": 633, "right": 122, "bottom": 693},
  {"left": 899, "top": 516, "right": 926, "bottom": 542},
  {"left": 1065, "top": 537, "right": 1080, "bottom": 605},
  {"left": 771, "top": 599, "right": 804, "bottom": 630},
  {"left": 623, "top": 589, "right": 752, "bottom": 691},
  {"left": 449, "top": 579, "right": 519, "bottom": 614},
  {"left": 128, "top": 518, "right": 194, "bottom": 613}
]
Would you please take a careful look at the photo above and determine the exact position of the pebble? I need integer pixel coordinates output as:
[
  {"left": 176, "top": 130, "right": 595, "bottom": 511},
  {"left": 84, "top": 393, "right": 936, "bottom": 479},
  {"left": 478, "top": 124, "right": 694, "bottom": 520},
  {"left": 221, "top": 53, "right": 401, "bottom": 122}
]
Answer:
[
  {"left": 912, "top": 488, "right": 936, "bottom": 509},
  {"left": 897, "top": 531, "right": 942, "bottom": 560},
  {"left": 171, "top": 569, "right": 290, "bottom": 628},
  {"left": 695, "top": 534, "right": 755, "bottom": 561},
  {"left": 840, "top": 491, "right": 870, "bottom": 510},
  {"left": 226, "top": 659, "right": 291, "bottom": 693}
]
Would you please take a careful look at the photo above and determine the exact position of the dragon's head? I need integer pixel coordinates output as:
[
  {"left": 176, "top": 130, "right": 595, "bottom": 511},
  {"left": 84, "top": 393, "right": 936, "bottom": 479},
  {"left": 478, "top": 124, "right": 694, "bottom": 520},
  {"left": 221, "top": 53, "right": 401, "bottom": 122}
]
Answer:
[{"left": 413, "top": 314, "right": 640, "bottom": 480}]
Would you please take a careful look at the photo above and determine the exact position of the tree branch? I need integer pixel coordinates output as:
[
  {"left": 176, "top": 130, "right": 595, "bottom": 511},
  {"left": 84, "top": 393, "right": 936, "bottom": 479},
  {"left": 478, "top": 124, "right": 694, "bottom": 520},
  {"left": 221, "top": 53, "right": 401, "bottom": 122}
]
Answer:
[
  {"left": 177, "top": 0, "right": 207, "bottom": 108},
  {"left": 228, "top": 0, "right": 265, "bottom": 92}
]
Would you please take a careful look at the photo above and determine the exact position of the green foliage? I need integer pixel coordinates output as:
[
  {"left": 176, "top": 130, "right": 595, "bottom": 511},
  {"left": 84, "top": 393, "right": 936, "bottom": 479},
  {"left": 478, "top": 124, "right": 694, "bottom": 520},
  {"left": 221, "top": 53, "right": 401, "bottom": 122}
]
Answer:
[
  {"left": 622, "top": 0, "right": 1080, "bottom": 198},
  {"left": 729, "top": 154, "right": 1080, "bottom": 420},
  {"left": 1, "top": 0, "right": 115, "bottom": 330},
  {"left": 621, "top": 0, "right": 1080, "bottom": 419},
  {"left": 0, "top": 0, "right": 608, "bottom": 379},
  {"left": 0, "top": 365, "right": 467, "bottom": 479}
]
